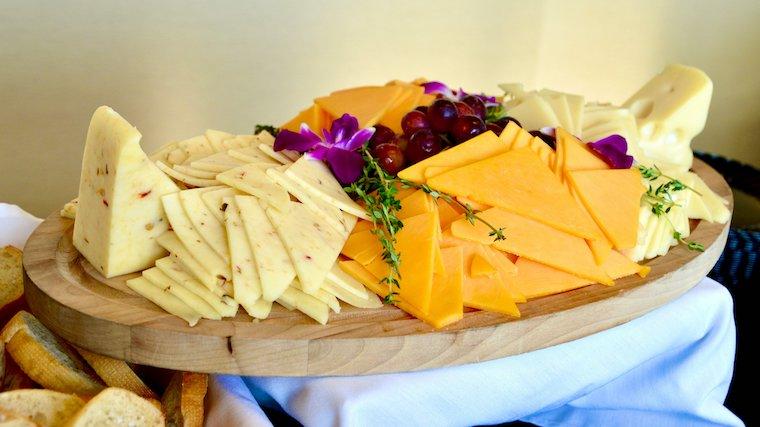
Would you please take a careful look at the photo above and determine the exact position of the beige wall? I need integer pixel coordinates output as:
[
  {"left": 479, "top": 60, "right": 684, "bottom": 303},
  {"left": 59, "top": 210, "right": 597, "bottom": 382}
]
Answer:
[{"left": 2, "top": 0, "right": 759, "bottom": 217}]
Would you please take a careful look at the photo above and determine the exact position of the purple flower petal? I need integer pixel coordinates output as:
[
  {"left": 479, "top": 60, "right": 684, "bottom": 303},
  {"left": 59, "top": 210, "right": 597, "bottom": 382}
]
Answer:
[
  {"left": 329, "top": 114, "right": 359, "bottom": 144},
  {"left": 273, "top": 128, "right": 320, "bottom": 153},
  {"left": 422, "top": 81, "right": 453, "bottom": 96},
  {"left": 457, "top": 87, "right": 499, "bottom": 107},
  {"left": 338, "top": 127, "right": 375, "bottom": 151},
  {"left": 588, "top": 134, "right": 634, "bottom": 169},
  {"left": 309, "top": 145, "right": 330, "bottom": 161},
  {"left": 325, "top": 148, "right": 365, "bottom": 185}
]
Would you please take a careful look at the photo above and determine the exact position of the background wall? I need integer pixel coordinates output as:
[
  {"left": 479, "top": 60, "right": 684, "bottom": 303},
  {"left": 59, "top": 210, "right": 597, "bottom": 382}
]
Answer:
[{"left": 2, "top": 0, "right": 759, "bottom": 216}]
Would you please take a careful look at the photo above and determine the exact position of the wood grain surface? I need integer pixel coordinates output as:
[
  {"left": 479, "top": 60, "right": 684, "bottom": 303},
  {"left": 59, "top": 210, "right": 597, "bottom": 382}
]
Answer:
[{"left": 22, "top": 159, "right": 732, "bottom": 376}]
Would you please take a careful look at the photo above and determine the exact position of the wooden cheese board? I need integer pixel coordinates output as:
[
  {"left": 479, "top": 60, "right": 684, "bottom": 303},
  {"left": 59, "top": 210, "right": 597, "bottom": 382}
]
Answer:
[{"left": 22, "top": 159, "right": 731, "bottom": 377}]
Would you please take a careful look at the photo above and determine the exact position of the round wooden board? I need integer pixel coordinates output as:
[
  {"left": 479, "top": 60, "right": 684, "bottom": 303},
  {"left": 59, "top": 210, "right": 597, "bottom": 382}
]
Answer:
[{"left": 23, "top": 159, "right": 732, "bottom": 377}]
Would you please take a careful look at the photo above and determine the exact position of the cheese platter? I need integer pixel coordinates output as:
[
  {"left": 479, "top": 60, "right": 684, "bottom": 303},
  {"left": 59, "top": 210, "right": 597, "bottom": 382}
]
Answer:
[{"left": 22, "top": 65, "right": 733, "bottom": 376}]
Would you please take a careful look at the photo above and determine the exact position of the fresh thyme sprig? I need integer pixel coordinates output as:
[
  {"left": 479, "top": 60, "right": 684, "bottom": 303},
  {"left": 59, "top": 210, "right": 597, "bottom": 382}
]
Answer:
[
  {"left": 638, "top": 164, "right": 704, "bottom": 252},
  {"left": 254, "top": 124, "right": 280, "bottom": 136},
  {"left": 344, "top": 147, "right": 506, "bottom": 303}
]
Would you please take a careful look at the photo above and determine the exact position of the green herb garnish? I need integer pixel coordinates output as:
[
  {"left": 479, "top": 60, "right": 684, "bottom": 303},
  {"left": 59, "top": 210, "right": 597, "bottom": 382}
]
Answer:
[
  {"left": 254, "top": 124, "right": 280, "bottom": 136},
  {"left": 344, "top": 147, "right": 506, "bottom": 303},
  {"left": 485, "top": 105, "right": 508, "bottom": 123}
]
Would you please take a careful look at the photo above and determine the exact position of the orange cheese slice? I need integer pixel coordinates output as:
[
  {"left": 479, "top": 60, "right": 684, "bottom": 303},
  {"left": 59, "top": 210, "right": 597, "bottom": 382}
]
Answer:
[
  {"left": 341, "top": 229, "right": 383, "bottom": 266},
  {"left": 514, "top": 258, "right": 593, "bottom": 299},
  {"left": 427, "top": 246, "right": 465, "bottom": 328},
  {"left": 394, "top": 211, "right": 439, "bottom": 313},
  {"left": 379, "top": 86, "right": 424, "bottom": 134},
  {"left": 602, "top": 250, "right": 651, "bottom": 279},
  {"left": 569, "top": 185, "right": 613, "bottom": 265},
  {"left": 450, "top": 208, "right": 613, "bottom": 285},
  {"left": 428, "top": 148, "right": 601, "bottom": 240},
  {"left": 351, "top": 220, "right": 374, "bottom": 233},
  {"left": 281, "top": 104, "right": 324, "bottom": 132},
  {"left": 556, "top": 128, "right": 609, "bottom": 172},
  {"left": 418, "top": 93, "right": 437, "bottom": 107},
  {"left": 397, "top": 130, "right": 506, "bottom": 183},
  {"left": 462, "top": 272, "right": 520, "bottom": 317},
  {"left": 398, "top": 189, "right": 435, "bottom": 219},
  {"left": 482, "top": 247, "right": 524, "bottom": 302},
  {"left": 456, "top": 196, "right": 491, "bottom": 212},
  {"left": 567, "top": 168, "right": 645, "bottom": 250},
  {"left": 436, "top": 198, "right": 463, "bottom": 230},
  {"left": 470, "top": 253, "right": 496, "bottom": 277},
  {"left": 315, "top": 86, "right": 403, "bottom": 128}
]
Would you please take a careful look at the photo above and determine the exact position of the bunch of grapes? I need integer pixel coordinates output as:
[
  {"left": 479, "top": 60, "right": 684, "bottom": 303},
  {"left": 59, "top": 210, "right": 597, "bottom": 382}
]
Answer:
[{"left": 368, "top": 95, "right": 524, "bottom": 175}]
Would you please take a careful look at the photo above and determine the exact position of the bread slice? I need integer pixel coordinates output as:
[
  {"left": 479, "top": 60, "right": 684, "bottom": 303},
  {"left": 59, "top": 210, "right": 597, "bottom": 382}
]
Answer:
[
  {"left": 1, "top": 311, "right": 103, "bottom": 395},
  {"left": 162, "top": 372, "right": 208, "bottom": 427},
  {"left": 0, "top": 246, "right": 26, "bottom": 325},
  {"left": 0, "top": 389, "right": 85, "bottom": 427},
  {"left": 74, "top": 347, "right": 157, "bottom": 400},
  {"left": 66, "top": 387, "right": 164, "bottom": 427},
  {"left": 0, "top": 409, "right": 37, "bottom": 427},
  {"left": 1, "top": 349, "right": 37, "bottom": 392}
]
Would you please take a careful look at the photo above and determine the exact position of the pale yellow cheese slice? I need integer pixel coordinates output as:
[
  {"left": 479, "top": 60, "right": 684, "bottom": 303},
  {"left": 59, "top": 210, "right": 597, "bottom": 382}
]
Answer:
[
  {"left": 142, "top": 267, "right": 221, "bottom": 320},
  {"left": 172, "top": 164, "right": 218, "bottom": 180},
  {"left": 154, "top": 257, "right": 238, "bottom": 317},
  {"left": 178, "top": 187, "right": 230, "bottom": 261},
  {"left": 125, "top": 277, "right": 201, "bottom": 326},
  {"left": 326, "top": 263, "right": 368, "bottom": 299},
  {"left": 201, "top": 187, "right": 244, "bottom": 222},
  {"left": 322, "top": 279, "right": 382, "bottom": 309},
  {"left": 190, "top": 152, "right": 245, "bottom": 173},
  {"left": 291, "top": 280, "right": 341, "bottom": 313},
  {"left": 156, "top": 231, "right": 223, "bottom": 291},
  {"left": 205, "top": 129, "right": 234, "bottom": 151},
  {"left": 216, "top": 164, "right": 290, "bottom": 211},
  {"left": 277, "top": 287, "right": 329, "bottom": 325},
  {"left": 156, "top": 161, "right": 221, "bottom": 187},
  {"left": 223, "top": 196, "right": 263, "bottom": 307}
]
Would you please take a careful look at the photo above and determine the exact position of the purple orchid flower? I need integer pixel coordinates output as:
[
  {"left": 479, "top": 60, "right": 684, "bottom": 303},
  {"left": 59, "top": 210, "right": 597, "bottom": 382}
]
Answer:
[
  {"left": 588, "top": 134, "right": 634, "bottom": 169},
  {"left": 422, "top": 81, "right": 500, "bottom": 107},
  {"left": 274, "top": 114, "right": 375, "bottom": 184}
]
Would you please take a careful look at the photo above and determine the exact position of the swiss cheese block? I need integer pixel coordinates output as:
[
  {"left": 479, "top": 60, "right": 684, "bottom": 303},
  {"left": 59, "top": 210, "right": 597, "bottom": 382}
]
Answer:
[
  {"left": 235, "top": 196, "right": 295, "bottom": 302},
  {"left": 265, "top": 201, "right": 345, "bottom": 295},
  {"left": 450, "top": 208, "right": 613, "bottom": 285},
  {"left": 314, "top": 86, "right": 403, "bottom": 128},
  {"left": 513, "top": 258, "right": 592, "bottom": 299},
  {"left": 555, "top": 128, "right": 609, "bottom": 172},
  {"left": 223, "top": 197, "right": 263, "bottom": 306},
  {"left": 216, "top": 164, "right": 290, "bottom": 211},
  {"left": 73, "top": 106, "right": 179, "bottom": 278},
  {"left": 567, "top": 169, "right": 645, "bottom": 250},
  {"left": 285, "top": 155, "right": 368, "bottom": 219},
  {"left": 397, "top": 130, "right": 505, "bottom": 183},
  {"left": 428, "top": 148, "right": 600, "bottom": 240}
]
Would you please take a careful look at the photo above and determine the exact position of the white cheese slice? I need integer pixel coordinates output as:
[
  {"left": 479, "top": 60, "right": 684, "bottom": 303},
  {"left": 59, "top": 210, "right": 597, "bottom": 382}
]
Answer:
[
  {"left": 142, "top": 267, "right": 221, "bottom": 320},
  {"left": 126, "top": 277, "right": 201, "bottom": 326},
  {"left": 72, "top": 106, "right": 180, "bottom": 278},
  {"left": 277, "top": 287, "right": 329, "bottom": 325},
  {"left": 284, "top": 155, "right": 368, "bottom": 219},
  {"left": 205, "top": 129, "right": 234, "bottom": 151},
  {"left": 216, "top": 164, "right": 291, "bottom": 211},
  {"left": 190, "top": 152, "right": 246, "bottom": 173},
  {"left": 322, "top": 280, "right": 382, "bottom": 309},
  {"left": 157, "top": 231, "right": 223, "bottom": 291},
  {"left": 258, "top": 143, "right": 294, "bottom": 165},
  {"left": 265, "top": 167, "right": 352, "bottom": 236},
  {"left": 156, "top": 161, "right": 221, "bottom": 187},
  {"left": 178, "top": 135, "right": 215, "bottom": 165},
  {"left": 242, "top": 299, "right": 273, "bottom": 320},
  {"left": 504, "top": 92, "right": 561, "bottom": 131},
  {"left": 256, "top": 130, "right": 276, "bottom": 146},
  {"left": 162, "top": 193, "right": 231, "bottom": 280},
  {"left": 149, "top": 140, "right": 179, "bottom": 163},
  {"left": 326, "top": 263, "right": 368, "bottom": 299},
  {"left": 228, "top": 146, "right": 279, "bottom": 164},
  {"left": 223, "top": 196, "right": 263, "bottom": 306},
  {"left": 201, "top": 187, "right": 244, "bottom": 222},
  {"left": 265, "top": 201, "right": 345, "bottom": 295},
  {"left": 178, "top": 187, "right": 230, "bottom": 261},
  {"left": 235, "top": 196, "right": 295, "bottom": 302},
  {"left": 691, "top": 174, "right": 731, "bottom": 223},
  {"left": 166, "top": 148, "right": 189, "bottom": 166},
  {"left": 221, "top": 135, "right": 256, "bottom": 150},
  {"left": 172, "top": 164, "right": 218, "bottom": 180},
  {"left": 539, "top": 90, "right": 574, "bottom": 134},
  {"left": 291, "top": 280, "right": 341, "bottom": 313}
]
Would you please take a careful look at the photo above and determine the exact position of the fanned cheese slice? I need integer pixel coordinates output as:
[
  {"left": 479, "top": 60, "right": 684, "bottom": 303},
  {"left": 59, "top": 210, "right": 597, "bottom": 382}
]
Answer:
[
  {"left": 234, "top": 196, "right": 295, "bottom": 302},
  {"left": 142, "top": 267, "right": 220, "bottom": 320},
  {"left": 223, "top": 197, "right": 263, "bottom": 306},
  {"left": 567, "top": 169, "right": 645, "bottom": 250},
  {"left": 156, "top": 232, "right": 223, "bottom": 291},
  {"left": 504, "top": 93, "right": 561, "bottom": 131},
  {"left": 72, "top": 106, "right": 179, "bottom": 278},
  {"left": 284, "top": 155, "right": 368, "bottom": 219},
  {"left": 258, "top": 144, "right": 294, "bottom": 165},
  {"left": 156, "top": 161, "right": 221, "bottom": 187},
  {"left": 513, "top": 258, "right": 592, "bottom": 299},
  {"left": 201, "top": 187, "right": 243, "bottom": 222},
  {"left": 398, "top": 189, "right": 435, "bottom": 219},
  {"left": 540, "top": 90, "right": 574, "bottom": 134},
  {"left": 428, "top": 148, "right": 600, "bottom": 240},
  {"left": 378, "top": 86, "right": 424, "bottom": 134},
  {"left": 450, "top": 208, "right": 613, "bottom": 285},
  {"left": 204, "top": 129, "right": 233, "bottom": 151},
  {"left": 602, "top": 250, "right": 651, "bottom": 279},
  {"left": 315, "top": 85, "right": 403, "bottom": 128},
  {"left": 436, "top": 198, "right": 463, "bottom": 230},
  {"left": 426, "top": 246, "right": 464, "bottom": 328},
  {"left": 326, "top": 264, "right": 369, "bottom": 299},
  {"left": 341, "top": 229, "right": 383, "bottom": 266},
  {"left": 277, "top": 287, "right": 329, "bottom": 325},
  {"left": 125, "top": 277, "right": 200, "bottom": 326},
  {"left": 556, "top": 128, "right": 609, "bottom": 172},
  {"left": 470, "top": 253, "right": 496, "bottom": 278},
  {"left": 178, "top": 187, "right": 229, "bottom": 261},
  {"left": 281, "top": 104, "right": 332, "bottom": 133},
  {"left": 323, "top": 279, "right": 382, "bottom": 309},
  {"left": 228, "top": 146, "right": 279, "bottom": 165},
  {"left": 178, "top": 135, "right": 215, "bottom": 164},
  {"left": 221, "top": 135, "right": 256, "bottom": 150},
  {"left": 190, "top": 152, "right": 245, "bottom": 173},
  {"left": 266, "top": 167, "right": 354, "bottom": 236},
  {"left": 265, "top": 201, "right": 344, "bottom": 295},
  {"left": 242, "top": 299, "right": 273, "bottom": 320},
  {"left": 398, "top": 130, "right": 506, "bottom": 183},
  {"left": 291, "top": 280, "right": 341, "bottom": 313},
  {"left": 396, "top": 212, "right": 439, "bottom": 313},
  {"left": 162, "top": 193, "right": 230, "bottom": 281},
  {"left": 154, "top": 257, "right": 238, "bottom": 317},
  {"left": 172, "top": 164, "right": 218, "bottom": 180},
  {"left": 216, "top": 164, "right": 290, "bottom": 211}
]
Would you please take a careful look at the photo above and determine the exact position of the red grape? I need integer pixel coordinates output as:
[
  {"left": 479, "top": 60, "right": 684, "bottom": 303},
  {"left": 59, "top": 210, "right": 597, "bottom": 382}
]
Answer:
[
  {"left": 529, "top": 130, "right": 556, "bottom": 149},
  {"left": 406, "top": 129, "right": 443, "bottom": 164},
  {"left": 451, "top": 115, "right": 486, "bottom": 143},
  {"left": 372, "top": 143, "right": 406, "bottom": 175},
  {"left": 427, "top": 99, "right": 459, "bottom": 133},
  {"left": 486, "top": 122, "right": 504, "bottom": 135},
  {"left": 453, "top": 101, "right": 475, "bottom": 117},
  {"left": 396, "top": 134, "right": 409, "bottom": 151},
  {"left": 461, "top": 95, "right": 486, "bottom": 120},
  {"left": 368, "top": 124, "right": 396, "bottom": 150},
  {"left": 401, "top": 110, "right": 430, "bottom": 137},
  {"left": 415, "top": 105, "right": 429, "bottom": 114}
]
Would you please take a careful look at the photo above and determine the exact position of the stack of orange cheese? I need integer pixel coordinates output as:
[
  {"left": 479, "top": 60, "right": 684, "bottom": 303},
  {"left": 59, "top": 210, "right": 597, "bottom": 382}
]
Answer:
[
  {"left": 339, "top": 122, "right": 651, "bottom": 329},
  {"left": 281, "top": 82, "right": 437, "bottom": 134}
]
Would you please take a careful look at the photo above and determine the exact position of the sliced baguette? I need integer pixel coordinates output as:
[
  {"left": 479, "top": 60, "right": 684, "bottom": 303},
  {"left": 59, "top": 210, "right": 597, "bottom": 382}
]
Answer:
[
  {"left": 0, "top": 389, "right": 85, "bottom": 427},
  {"left": 74, "top": 348, "right": 157, "bottom": 400},
  {"left": 0, "top": 247, "right": 26, "bottom": 325},
  {"left": 1, "top": 351, "right": 37, "bottom": 392},
  {"left": 0, "top": 408, "right": 37, "bottom": 426},
  {"left": 161, "top": 372, "right": 208, "bottom": 427},
  {"left": 1, "top": 312, "right": 104, "bottom": 395},
  {"left": 66, "top": 387, "right": 164, "bottom": 427}
]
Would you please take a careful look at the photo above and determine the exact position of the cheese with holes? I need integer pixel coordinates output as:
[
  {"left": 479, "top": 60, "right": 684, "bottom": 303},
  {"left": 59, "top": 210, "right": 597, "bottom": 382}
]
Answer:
[{"left": 73, "top": 106, "right": 179, "bottom": 278}]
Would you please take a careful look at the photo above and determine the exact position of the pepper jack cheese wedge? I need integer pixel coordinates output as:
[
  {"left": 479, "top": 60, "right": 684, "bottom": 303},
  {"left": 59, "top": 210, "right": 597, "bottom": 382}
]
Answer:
[{"left": 73, "top": 106, "right": 179, "bottom": 278}]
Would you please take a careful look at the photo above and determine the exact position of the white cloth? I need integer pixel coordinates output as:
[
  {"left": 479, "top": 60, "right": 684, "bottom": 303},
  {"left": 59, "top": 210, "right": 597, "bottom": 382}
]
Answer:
[{"left": 0, "top": 204, "right": 741, "bottom": 426}]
